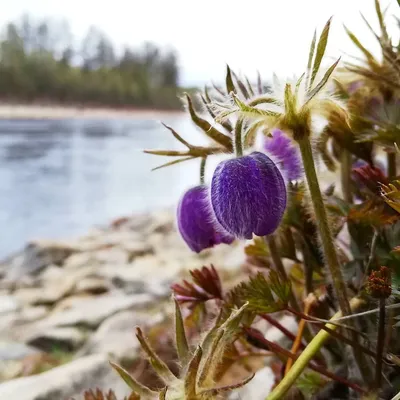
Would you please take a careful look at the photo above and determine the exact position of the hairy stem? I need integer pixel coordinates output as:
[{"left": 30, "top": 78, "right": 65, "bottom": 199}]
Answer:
[
  {"left": 234, "top": 118, "right": 244, "bottom": 157},
  {"left": 297, "top": 135, "right": 350, "bottom": 315},
  {"left": 341, "top": 149, "right": 352, "bottom": 203},
  {"left": 297, "top": 135, "right": 372, "bottom": 383},
  {"left": 200, "top": 157, "right": 206, "bottom": 185},
  {"left": 266, "top": 297, "right": 365, "bottom": 400},
  {"left": 387, "top": 152, "right": 397, "bottom": 180},
  {"left": 375, "top": 298, "right": 386, "bottom": 390}
]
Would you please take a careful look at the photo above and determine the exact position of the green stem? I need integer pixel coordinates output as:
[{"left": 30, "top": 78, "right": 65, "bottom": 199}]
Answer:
[
  {"left": 375, "top": 298, "right": 386, "bottom": 390},
  {"left": 297, "top": 135, "right": 373, "bottom": 383},
  {"left": 266, "top": 235, "right": 300, "bottom": 313},
  {"left": 266, "top": 297, "right": 365, "bottom": 400},
  {"left": 200, "top": 157, "right": 206, "bottom": 185},
  {"left": 234, "top": 118, "right": 244, "bottom": 157},
  {"left": 341, "top": 149, "right": 352, "bottom": 203},
  {"left": 297, "top": 136, "right": 350, "bottom": 315},
  {"left": 387, "top": 152, "right": 397, "bottom": 180}
]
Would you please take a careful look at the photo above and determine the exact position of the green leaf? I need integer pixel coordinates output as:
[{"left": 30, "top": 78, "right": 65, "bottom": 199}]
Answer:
[
  {"left": 248, "top": 96, "right": 282, "bottom": 107},
  {"left": 174, "top": 299, "right": 189, "bottom": 364},
  {"left": 306, "top": 29, "right": 316, "bottom": 89},
  {"left": 135, "top": 327, "right": 177, "bottom": 384},
  {"left": 375, "top": 0, "right": 389, "bottom": 41},
  {"left": 110, "top": 362, "right": 157, "bottom": 397},
  {"left": 310, "top": 17, "right": 332, "bottom": 88},
  {"left": 225, "top": 65, "right": 236, "bottom": 94},
  {"left": 197, "top": 328, "right": 225, "bottom": 387},
  {"left": 284, "top": 83, "right": 296, "bottom": 120},
  {"left": 185, "top": 94, "right": 232, "bottom": 150},
  {"left": 306, "top": 57, "right": 340, "bottom": 102},
  {"left": 231, "top": 272, "right": 290, "bottom": 313},
  {"left": 184, "top": 346, "right": 202, "bottom": 397},
  {"left": 233, "top": 94, "right": 280, "bottom": 119},
  {"left": 344, "top": 25, "right": 376, "bottom": 62}
]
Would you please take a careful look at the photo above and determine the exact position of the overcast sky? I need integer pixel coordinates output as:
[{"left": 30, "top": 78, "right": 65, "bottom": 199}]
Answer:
[{"left": 0, "top": 0, "right": 398, "bottom": 85}]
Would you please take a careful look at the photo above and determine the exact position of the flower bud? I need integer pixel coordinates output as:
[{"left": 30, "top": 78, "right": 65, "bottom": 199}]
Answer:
[
  {"left": 263, "top": 129, "right": 302, "bottom": 181},
  {"left": 211, "top": 151, "right": 287, "bottom": 239},
  {"left": 177, "top": 185, "right": 234, "bottom": 253}
]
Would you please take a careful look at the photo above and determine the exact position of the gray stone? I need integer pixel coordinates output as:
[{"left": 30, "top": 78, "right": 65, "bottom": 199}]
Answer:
[
  {"left": 0, "top": 341, "right": 40, "bottom": 361},
  {"left": 79, "top": 310, "right": 163, "bottom": 361},
  {"left": 25, "top": 327, "right": 87, "bottom": 352},
  {"left": 0, "top": 353, "right": 131, "bottom": 400},
  {"left": 0, "top": 295, "right": 19, "bottom": 315},
  {"left": 15, "top": 267, "right": 98, "bottom": 306},
  {"left": 6, "top": 240, "right": 77, "bottom": 279},
  {"left": 37, "top": 293, "right": 153, "bottom": 329},
  {"left": 74, "top": 277, "right": 110, "bottom": 294}
]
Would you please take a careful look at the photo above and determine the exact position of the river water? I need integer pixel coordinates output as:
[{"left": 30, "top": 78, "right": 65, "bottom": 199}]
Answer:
[{"left": 0, "top": 114, "right": 218, "bottom": 259}]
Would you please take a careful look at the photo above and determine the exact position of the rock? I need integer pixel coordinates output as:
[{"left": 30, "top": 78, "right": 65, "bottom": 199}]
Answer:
[
  {"left": 229, "top": 366, "right": 274, "bottom": 400},
  {"left": 0, "top": 341, "right": 40, "bottom": 361},
  {"left": 15, "top": 267, "right": 98, "bottom": 306},
  {"left": 37, "top": 293, "right": 153, "bottom": 329},
  {"left": 63, "top": 248, "right": 128, "bottom": 270},
  {"left": 25, "top": 327, "right": 86, "bottom": 352},
  {"left": 19, "top": 306, "right": 49, "bottom": 322},
  {"left": 0, "top": 295, "right": 19, "bottom": 314},
  {"left": 0, "top": 353, "right": 131, "bottom": 400},
  {"left": 79, "top": 310, "right": 164, "bottom": 361},
  {"left": 120, "top": 241, "right": 154, "bottom": 261},
  {"left": 74, "top": 277, "right": 109, "bottom": 295},
  {"left": 6, "top": 240, "right": 77, "bottom": 280}
]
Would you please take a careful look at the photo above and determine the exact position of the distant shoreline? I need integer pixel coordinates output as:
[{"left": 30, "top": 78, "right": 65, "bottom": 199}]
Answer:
[{"left": 0, "top": 103, "right": 185, "bottom": 120}]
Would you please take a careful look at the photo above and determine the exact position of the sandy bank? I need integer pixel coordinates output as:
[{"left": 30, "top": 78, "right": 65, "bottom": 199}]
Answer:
[{"left": 0, "top": 104, "right": 184, "bottom": 120}]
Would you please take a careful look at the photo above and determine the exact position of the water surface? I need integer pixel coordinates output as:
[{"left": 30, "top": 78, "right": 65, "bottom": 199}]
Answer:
[{"left": 0, "top": 114, "right": 213, "bottom": 258}]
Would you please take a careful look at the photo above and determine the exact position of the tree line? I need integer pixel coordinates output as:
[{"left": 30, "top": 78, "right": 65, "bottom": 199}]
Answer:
[{"left": 0, "top": 16, "right": 182, "bottom": 109}]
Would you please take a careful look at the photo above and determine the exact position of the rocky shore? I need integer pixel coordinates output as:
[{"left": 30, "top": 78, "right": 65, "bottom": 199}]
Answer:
[{"left": 0, "top": 210, "right": 254, "bottom": 399}]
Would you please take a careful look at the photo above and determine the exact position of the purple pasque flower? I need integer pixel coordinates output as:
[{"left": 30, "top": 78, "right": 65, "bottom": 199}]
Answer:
[
  {"left": 177, "top": 185, "right": 234, "bottom": 253},
  {"left": 263, "top": 129, "right": 302, "bottom": 181},
  {"left": 211, "top": 151, "right": 287, "bottom": 239}
]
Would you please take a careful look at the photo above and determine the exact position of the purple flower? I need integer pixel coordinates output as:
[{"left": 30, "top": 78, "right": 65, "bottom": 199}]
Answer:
[
  {"left": 211, "top": 151, "right": 287, "bottom": 239},
  {"left": 263, "top": 129, "right": 302, "bottom": 181},
  {"left": 177, "top": 185, "right": 234, "bottom": 253}
]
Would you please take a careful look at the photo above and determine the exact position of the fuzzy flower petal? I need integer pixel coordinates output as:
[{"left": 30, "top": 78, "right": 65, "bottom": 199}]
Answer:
[
  {"left": 211, "top": 151, "right": 287, "bottom": 239},
  {"left": 177, "top": 185, "right": 234, "bottom": 253},
  {"left": 264, "top": 129, "right": 302, "bottom": 181}
]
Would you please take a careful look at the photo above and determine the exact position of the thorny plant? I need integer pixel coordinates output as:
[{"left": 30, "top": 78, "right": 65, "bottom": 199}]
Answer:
[{"left": 83, "top": 1, "right": 400, "bottom": 399}]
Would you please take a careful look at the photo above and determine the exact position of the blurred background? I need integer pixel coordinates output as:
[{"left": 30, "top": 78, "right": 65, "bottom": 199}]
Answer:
[{"left": 0, "top": 0, "right": 396, "bottom": 258}]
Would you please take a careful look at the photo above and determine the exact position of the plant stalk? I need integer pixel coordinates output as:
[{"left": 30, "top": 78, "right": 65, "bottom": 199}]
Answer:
[
  {"left": 375, "top": 298, "right": 386, "bottom": 390},
  {"left": 341, "top": 149, "right": 352, "bottom": 203},
  {"left": 234, "top": 118, "right": 244, "bottom": 157},
  {"left": 266, "top": 297, "right": 365, "bottom": 400},
  {"left": 297, "top": 135, "right": 350, "bottom": 315},
  {"left": 297, "top": 135, "right": 372, "bottom": 382},
  {"left": 200, "top": 157, "right": 206, "bottom": 185},
  {"left": 387, "top": 152, "right": 397, "bottom": 180}
]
